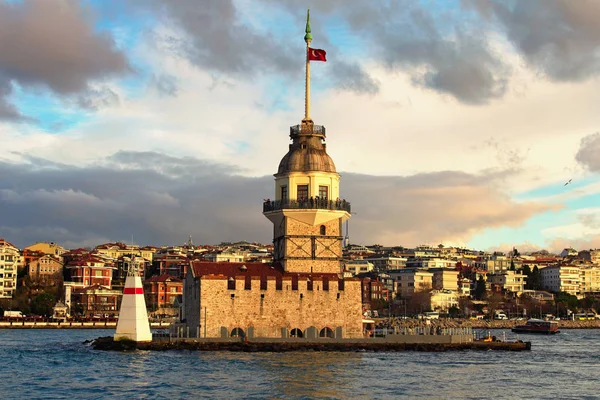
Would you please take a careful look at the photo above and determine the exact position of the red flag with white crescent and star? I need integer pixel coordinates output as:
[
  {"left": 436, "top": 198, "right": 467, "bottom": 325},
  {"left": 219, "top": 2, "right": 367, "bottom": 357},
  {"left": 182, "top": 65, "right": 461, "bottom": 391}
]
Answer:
[{"left": 308, "top": 47, "right": 327, "bottom": 62}]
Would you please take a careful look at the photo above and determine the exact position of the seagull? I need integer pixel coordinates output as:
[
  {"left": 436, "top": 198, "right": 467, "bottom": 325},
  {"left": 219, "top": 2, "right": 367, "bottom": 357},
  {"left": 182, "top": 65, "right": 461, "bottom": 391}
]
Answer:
[{"left": 564, "top": 179, "right": 572, "bottom": 186}]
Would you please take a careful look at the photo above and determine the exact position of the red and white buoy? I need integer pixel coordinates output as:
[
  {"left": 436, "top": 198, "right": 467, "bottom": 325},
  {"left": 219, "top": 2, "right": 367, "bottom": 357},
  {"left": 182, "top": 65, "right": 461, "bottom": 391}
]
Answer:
[{"left": 114, "top": 256, "right": 152, "bottom": 342}]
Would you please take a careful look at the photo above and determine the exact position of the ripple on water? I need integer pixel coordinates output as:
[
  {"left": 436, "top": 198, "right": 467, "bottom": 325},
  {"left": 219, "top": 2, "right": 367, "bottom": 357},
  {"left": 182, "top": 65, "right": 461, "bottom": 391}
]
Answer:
[{"left": 0, "top": 329, "right": 599, "bottom": 399}]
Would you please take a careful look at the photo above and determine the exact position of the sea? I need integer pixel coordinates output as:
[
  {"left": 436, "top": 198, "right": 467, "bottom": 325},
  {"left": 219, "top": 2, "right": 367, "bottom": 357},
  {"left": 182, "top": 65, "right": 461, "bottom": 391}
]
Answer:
[{"left": 0, "top": 328, "right": 598, "bottom": 399}]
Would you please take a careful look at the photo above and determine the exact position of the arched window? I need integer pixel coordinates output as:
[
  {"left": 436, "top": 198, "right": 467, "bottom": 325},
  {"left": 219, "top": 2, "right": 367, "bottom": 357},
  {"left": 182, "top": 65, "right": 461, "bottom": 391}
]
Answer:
[
  {"left": 290, "top": 328, "right": 304, "bottom": 338},
  {"left": 320, "top": 225, "right": 326, "bottom": 235},
  {"left": 319, "top": 327, "right": 334, "bottom": 338},
  {"left": 231, "top": 328, "right": 245, "bottom": 338}
]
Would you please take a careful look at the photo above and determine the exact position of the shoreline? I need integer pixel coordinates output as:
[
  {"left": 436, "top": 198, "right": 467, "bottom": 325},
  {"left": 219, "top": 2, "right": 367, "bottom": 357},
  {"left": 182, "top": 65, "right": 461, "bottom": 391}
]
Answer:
[
  {"left": 1, "top": 319, "right": 599, "bottom": 329},
  {"left": 375, "top": 318, "right": 600, "bottom": 330}
]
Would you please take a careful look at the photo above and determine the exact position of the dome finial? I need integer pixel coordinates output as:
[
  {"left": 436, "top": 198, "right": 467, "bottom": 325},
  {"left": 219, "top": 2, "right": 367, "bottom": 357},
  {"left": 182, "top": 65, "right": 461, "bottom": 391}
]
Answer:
[{"left": 304, "top": 9, "right": 312, "bottom": 43}]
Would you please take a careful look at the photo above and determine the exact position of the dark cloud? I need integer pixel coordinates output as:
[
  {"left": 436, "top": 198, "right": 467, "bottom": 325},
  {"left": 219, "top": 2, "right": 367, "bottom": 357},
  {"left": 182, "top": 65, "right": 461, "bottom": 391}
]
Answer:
[
  {"left": 153, "top": 74, "right": 179, "bottom": 97},
  {"left": 0, "top": 152, "right": 554, "bottom": 249},
  {"left": 326, "top": 61, "right": 380, "bottom": 95},
  {"left": 464, "top": 0, "right": 600, "bottom": 81},
  {"left": 76, "top": 87, "right": 120, "bottom": 110},
  {"left": 0, "top": 80, "right": 28, "bottom": 121},
  {"left": 0, "top": 0, "right": 129, "bottom": 120},
  {"left": 575, "top": 132, "right": 600, "bottom": 172},
  {"left": 131, "top": 0, "right": 378, "bottom": 96}
]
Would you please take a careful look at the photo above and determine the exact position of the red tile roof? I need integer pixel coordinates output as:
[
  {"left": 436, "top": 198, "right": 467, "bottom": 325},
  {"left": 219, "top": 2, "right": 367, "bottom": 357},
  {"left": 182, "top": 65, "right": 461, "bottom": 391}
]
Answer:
[
  {"left": 145, "top": 274, "right": 182, "bottom": 283},
  {"left": 189, "top": 261, "right": 340, "bottom": 279}
]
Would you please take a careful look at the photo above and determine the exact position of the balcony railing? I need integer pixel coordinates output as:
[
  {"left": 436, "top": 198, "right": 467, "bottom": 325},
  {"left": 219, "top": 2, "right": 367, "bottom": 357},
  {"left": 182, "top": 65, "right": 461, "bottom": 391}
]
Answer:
[
  {"left": 263, "top": 198, "right": 351, "bottom": 213},
  {"left": 290, "top": 124, "right": 326, "bottom": 137}
]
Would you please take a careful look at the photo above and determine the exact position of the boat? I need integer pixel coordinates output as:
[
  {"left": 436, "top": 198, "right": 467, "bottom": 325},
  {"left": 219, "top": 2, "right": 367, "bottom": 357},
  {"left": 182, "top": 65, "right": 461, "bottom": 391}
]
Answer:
[{"left": 511, "top": 318, "right": 560, "bottom": 334}]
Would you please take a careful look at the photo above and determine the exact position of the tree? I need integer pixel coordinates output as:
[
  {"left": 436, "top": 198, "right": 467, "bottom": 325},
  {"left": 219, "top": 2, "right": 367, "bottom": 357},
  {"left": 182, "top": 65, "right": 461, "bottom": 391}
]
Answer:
[
  {"left": 510, "top": 259, "right": 516, "bottom": 271},
  {"left": 474, "top": 276, "right": 487, "bottom": 300},
  {"left": 31, "top": 293, "right": 56, "bottom": 317},
  {"left": 528, "top": 266, "right": 543, "bottom": 290}
]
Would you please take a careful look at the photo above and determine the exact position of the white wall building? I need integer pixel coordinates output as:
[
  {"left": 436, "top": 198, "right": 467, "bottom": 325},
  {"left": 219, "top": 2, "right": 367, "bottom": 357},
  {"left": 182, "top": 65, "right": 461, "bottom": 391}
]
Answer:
[
  {"left": 344, "top": 260, "right": 374, "bottom": 276},
  {"left": 579, "top": 266, "right": 600, "bottom": 294},
  {"left": 540, "top": 265, "right": 580, "bottom": 296},
  {"left": 406, "top": 257, "right": 456, "bottom": 270},
  {"left": 0, "top": 239, "right": 20, "bottom": 299},
  {"left": 365, "top": 256, "right": 407, "bottom": 272}
]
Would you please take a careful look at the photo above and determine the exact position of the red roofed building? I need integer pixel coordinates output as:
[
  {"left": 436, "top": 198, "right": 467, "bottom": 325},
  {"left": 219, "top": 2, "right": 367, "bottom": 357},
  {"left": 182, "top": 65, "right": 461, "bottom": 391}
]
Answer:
[
  {"left": 144, "top": 274, "right": 183, "bottom": 311},
  {"left": 65, "top": 255, "right": 116, "bottom": 288}
]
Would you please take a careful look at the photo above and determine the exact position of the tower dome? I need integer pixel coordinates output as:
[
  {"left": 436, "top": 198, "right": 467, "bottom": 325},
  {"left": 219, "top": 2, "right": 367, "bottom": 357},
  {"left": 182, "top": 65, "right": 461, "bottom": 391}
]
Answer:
[{"left": 277, "top": 122, "right": 336, "bottom": 175}]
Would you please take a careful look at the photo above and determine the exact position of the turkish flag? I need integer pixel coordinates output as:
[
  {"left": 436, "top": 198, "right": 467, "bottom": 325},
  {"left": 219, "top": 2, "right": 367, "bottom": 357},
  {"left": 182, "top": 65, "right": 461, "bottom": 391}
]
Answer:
[{"left": 308, "top": 48, "right": 327, "bottom": 62}]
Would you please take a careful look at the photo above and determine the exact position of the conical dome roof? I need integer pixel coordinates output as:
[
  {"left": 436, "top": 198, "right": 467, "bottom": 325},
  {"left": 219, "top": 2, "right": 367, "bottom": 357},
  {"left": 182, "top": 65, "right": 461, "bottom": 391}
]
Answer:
[{"left": 277, "top": 123, "right": 337, "bottom": 175}]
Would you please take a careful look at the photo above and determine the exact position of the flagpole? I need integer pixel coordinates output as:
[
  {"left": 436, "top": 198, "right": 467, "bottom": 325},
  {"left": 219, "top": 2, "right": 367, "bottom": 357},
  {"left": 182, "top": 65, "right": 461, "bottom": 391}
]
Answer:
[{"left": 304, "top": 9, "right": 312, "bottom": 123}]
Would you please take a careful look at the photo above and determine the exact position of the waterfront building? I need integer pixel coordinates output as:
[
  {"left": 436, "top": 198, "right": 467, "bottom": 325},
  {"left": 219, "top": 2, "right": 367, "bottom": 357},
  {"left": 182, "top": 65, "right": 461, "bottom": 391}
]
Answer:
[
  {"left": 144, "top": 274, "right": 183, "bottom": 312},
  {"left": 430, "top": 289, "right": 459, "bottom": 312},
  {"left": 540, "top": 265, "right": 580, "bottom": 296},
  {"left": 65, "top": 254, "right": 116, "bottom": 288},
  {"left": 180, "top": 13, "right": 363, "bottom": 339},
  {"left": 0, "top": 238, "right": 20, "bottom": 299}
]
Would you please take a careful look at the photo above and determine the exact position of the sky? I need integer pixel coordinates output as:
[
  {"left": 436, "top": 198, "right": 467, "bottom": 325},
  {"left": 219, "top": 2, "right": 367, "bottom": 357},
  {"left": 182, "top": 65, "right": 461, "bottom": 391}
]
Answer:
[{"left": 1, "top": 0, "right": 600, "bottom": 253}]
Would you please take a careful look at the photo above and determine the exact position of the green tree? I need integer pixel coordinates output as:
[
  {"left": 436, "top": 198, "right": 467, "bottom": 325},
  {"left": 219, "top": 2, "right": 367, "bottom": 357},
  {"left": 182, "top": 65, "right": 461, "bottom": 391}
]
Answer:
[
  {"left": 510, "top": 259, "right": 516, "bottom": 271},
  {"left": 474, "top": 276, "right": 487, "bottom": 300},
  {"left": 529, "top": 266, "right": 543, "bottom": 290},
  {"left": 30, "top": 293, "right": 56, "bottom": 317}
]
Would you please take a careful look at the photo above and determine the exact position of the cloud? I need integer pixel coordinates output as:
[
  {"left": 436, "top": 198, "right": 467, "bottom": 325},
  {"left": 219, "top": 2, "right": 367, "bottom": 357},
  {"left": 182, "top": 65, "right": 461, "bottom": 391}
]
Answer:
[
  {"left": 0, "top": 152, "right": 556, "bottom": 249},
  {"left": 266, "top": 0, "right": 510, "bottom": 104},
  {"left": 0, "top": 0, "right": 129, "bottom": 119},
  {"left": 464, "top": 0, "right": 600, "bottom": 81},
  {"left": 575, "top": 132, "right": 600, "bottom": 172},
  {"left": 131, "top": 0, "right": 379, "bottom": 96}
]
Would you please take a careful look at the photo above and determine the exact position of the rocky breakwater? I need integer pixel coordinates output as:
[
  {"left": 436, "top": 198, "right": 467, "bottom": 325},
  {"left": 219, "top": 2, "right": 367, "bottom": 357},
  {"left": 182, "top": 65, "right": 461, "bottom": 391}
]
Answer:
[{"left": 89, "top": 336, "right": 531, "bottom": 352}]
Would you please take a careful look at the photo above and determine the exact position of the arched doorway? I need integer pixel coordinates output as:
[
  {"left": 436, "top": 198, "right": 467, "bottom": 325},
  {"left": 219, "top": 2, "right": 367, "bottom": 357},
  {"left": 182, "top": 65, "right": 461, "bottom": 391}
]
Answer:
[
  {"left": 230, "top": 327, "right": 245, "bottom": 338},
  {"left": 290, "top": 328, "right": 304, "bottom": 338},
  {"left": 319, "top": 327, "right": 334, "bottom": 338}
]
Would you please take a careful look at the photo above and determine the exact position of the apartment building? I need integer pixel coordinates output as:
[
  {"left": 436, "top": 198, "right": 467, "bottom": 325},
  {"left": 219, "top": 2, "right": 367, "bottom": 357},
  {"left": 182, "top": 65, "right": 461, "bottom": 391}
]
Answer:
[
  {"left": 429, "top": 268, "right": 460, "bottom": 291},
  {"left": 364, "top": 256, "right": 407, "bottom": 272},
  {"left": 487, "top": 270, "right": 527, "bottom": 294},
  {"left": 344, "top": 260, "right": 374, "bottom": 275},
  {"left": 540, "top": 265, "right": 580, "bottom": 296},
  {"left": 579, "top": 266, "right": 600, "bottom": 294},
  {"left": 390, "top": 268, "right": 433, "bottom": 298},
  {"left": 406, "top": 257, "right": 456, "bottom": 270},
  {"left": 28, "top": 254, "right": 63, "bottom": 282},
  {"left": 0, "top": 239, "right": 20, "bottom": 298}
]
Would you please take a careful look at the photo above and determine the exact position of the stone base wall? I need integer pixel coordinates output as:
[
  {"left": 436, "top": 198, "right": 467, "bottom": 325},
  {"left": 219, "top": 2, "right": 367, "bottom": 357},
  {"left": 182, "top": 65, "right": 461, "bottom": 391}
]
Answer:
[{"left": 190, "top": 276, "right": 363, "bottom": 339}]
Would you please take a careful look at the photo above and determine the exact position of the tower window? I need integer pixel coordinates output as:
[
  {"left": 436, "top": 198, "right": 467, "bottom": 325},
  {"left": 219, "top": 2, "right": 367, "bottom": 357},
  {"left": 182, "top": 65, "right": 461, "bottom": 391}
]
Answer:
[
  {"left": 320, "top": 225, "right": 326, "bottom": 235},
  {"left": 297, "top": 185, "right": 308, "bottom": 200},
  {"left": 281, "top": 186, "right": 288, "bottom": 200},
  {"left": 319, "top": 186, "right": 328, "bottom": 199}
]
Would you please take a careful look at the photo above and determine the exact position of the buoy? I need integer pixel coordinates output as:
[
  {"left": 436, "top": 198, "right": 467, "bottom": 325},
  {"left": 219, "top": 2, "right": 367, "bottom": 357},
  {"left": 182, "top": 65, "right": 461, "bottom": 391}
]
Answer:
[{"left": 114, "top": 256, "right": 152, "bottom": 342}]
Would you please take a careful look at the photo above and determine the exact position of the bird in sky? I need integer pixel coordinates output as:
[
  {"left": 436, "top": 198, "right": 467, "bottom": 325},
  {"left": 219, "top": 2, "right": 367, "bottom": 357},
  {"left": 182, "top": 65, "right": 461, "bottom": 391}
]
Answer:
[{"left": 564, "top": 179, "right": 572, "bottom": 186}]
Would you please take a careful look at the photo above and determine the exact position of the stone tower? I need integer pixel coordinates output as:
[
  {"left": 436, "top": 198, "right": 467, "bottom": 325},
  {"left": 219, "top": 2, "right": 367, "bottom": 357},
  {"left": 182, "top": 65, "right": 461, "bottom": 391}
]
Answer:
[{"left": 263, "top": 10, "right": 351, "bottom": 274}]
